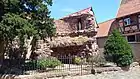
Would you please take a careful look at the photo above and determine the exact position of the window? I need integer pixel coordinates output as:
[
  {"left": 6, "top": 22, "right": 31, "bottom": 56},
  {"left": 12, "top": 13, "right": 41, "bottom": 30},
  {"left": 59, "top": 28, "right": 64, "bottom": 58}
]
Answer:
[
  {"left": 119, "top": 20, "right": 123, "bottom": 27},
  {"left": 127, "top": 35, "right": 136, "bottom": 42},
  {"left": 138, "top": 15, "right": 140, "bottom": 18},
  {"left": 138, "top": 15, "right": 140, "bottom": 23},
  {"left": 77, "top": 19, "right": 82, "bottom": 30},
  {"left": 86, "top": 20, "right": 91, "bottom": 29},
  {"left": 136, "top": 34, "right": 140, "bottom": 42},
  {"left": 86, "top": 17, "right": 93, "bottom": 29},
  {"left": 127, "top": 34, "right": 140, "bottom": 42},
  {"left": 139, "top": 18, "right": 140, "bottom": 23},
  {"left": 124, "top": 18, "right": 131, "bottom": 26}
]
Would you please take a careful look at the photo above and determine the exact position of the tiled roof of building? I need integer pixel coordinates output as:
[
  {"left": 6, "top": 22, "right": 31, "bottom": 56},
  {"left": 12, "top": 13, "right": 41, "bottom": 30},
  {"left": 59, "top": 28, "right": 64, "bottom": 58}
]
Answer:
[
  {"left": 54, "top": 20, "right": 71, "bottom": 34},
  {"left": 97, "top": 19, "right": 115, "bottom": 37},
  {"left": 117, "top": 0, "right": 140, "bottom": 18},
  {"left": 61, "top": 7, "right": 94, "bottom": 19}
]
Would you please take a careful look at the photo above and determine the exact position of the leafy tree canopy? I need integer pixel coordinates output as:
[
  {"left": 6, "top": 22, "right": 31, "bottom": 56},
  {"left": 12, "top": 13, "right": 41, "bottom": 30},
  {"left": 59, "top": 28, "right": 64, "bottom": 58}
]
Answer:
[
  {"left": 0, "top": 0, "right": 55, "bottom": 41},
  {"left": 0, "top": 0, "right": 55, "bottom": 59},
  {"left": 104, "top": 29, "right": 133, "bottom": 67}
]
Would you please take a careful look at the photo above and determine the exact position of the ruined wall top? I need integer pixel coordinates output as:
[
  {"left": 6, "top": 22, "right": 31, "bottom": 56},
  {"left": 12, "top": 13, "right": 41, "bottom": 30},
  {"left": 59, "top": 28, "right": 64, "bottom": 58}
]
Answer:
[{"left": 54, "top": 7, "right": 98, "bottom": 36}]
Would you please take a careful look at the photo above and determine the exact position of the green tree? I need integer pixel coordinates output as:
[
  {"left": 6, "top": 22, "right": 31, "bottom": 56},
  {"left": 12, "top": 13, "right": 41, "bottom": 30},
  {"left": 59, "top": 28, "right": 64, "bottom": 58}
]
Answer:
[
  {"left": 0, "top": 0, "right": 55, "bottom": 59},
  {"left": 104, "top": 29, "right": 133, "bottom": 67}
]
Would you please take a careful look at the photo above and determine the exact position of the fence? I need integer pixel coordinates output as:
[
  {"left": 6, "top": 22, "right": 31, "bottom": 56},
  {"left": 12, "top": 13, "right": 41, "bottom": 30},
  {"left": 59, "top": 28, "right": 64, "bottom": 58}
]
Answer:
[{"left": 0, "top": 55, "right": 94, "bottom": 76}]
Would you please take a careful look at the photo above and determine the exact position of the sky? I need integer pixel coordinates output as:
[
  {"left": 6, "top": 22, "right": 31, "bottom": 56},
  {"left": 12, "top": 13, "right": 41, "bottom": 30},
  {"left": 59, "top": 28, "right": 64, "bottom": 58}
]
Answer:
[{"left": 49, "top": 0, "right": 121, "bottom": 23}]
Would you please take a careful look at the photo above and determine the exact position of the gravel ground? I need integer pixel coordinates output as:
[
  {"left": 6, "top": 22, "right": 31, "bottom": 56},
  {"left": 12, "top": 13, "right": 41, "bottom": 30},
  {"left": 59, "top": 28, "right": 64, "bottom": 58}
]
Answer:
[{"left": 51, "top": 66, "right": 140, "bottom": 79}]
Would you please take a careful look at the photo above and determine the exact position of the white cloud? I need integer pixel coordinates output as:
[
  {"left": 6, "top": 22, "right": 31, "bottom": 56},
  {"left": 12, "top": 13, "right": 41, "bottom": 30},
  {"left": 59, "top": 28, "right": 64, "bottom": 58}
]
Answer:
[{"left": 61, "top": 8, "right": 76, "bottom": 13}]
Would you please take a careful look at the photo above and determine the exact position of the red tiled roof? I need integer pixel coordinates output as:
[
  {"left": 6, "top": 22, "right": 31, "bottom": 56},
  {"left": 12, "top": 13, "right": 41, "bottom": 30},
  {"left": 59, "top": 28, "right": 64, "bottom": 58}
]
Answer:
[
  {"left": 117, "top": 0, "right": 140, "bottom": 18},
  {"left": 97, "top": 19, "right": 115, "bottom": 37},
  {"left": 61, "top": 7, "right": 94, "bottom": 19}
]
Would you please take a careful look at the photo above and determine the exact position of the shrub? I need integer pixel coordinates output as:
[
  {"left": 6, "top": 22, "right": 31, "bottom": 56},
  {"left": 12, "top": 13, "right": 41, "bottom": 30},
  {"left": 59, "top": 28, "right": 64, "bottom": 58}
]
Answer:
[
  {"left": 104, "top": 29, "right": 133, "bottom": 67},
  {"left": 37, "top": 57, "right": 62, "bottom": 69},
  {"left": 24, "top": 60, "right": 37, "bottom": 70},
  {"left": 74, "top": 57, "right": 82, "bottom": 65},
  {"left": 117, "top": 55, "right": 133, "bottom": 67},
  {"left": 87, "top": 54, "right": 107, "bottom": 67}
]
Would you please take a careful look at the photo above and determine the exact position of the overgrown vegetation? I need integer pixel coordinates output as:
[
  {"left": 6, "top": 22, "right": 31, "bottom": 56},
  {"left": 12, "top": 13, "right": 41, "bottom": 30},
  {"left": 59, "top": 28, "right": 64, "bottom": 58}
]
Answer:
[
  {"left": 25, "top": 57, "right": 62, "bottom": 70},
  {"left": 74, "top": 57, "right": 82, "bottom": 65},
  {"left": 104, "top": 29, "right": 133, "bottom": 67},
  {"left": 87, "top": 54, "right": 107, "bottom": 67},
  {"left": 37, "top": 57, "right": 62, "bottom": 69}
]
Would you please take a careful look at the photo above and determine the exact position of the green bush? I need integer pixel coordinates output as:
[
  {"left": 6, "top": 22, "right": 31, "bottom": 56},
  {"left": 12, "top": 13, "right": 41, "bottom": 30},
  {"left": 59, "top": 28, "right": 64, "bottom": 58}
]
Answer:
[
  {"left": 74, "top": 57, "right": 82, "bottom": 65},
  {"left": 37, "top": 57, "right": 62, "bottom": 69},
  {"left": 117, "top": 55, "right": 133, "bottom": 67},
  {"left": 104, "top": 29, "right": 133, "bottom": 67}
]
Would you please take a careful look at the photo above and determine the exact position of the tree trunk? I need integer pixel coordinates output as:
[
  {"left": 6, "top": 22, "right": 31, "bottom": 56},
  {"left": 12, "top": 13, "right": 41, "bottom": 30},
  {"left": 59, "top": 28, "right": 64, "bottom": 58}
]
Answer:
[{"left": 0, "top": 41, "right": 6, "bottom": 64}]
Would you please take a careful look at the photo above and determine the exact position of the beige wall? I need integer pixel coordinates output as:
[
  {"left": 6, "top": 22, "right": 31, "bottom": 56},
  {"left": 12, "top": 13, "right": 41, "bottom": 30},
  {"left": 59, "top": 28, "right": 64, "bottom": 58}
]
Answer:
[
  {"left": 97, "top": 37, "right": 140, "bottom": 62},
  {"left": 97, "top": 37, "right": 108, "bottom": 48},
  {"left": 129, "top": 43, "right": 140, "bottom": 61},
  {"left": 97, "top": 37, "right": 107, "bottom": 58}
]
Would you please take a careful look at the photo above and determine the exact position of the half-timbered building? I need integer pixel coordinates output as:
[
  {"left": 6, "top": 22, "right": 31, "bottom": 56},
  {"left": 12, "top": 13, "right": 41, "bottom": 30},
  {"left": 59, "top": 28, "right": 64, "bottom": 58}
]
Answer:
[{"left": 97, "top": 0, "right": 140, "bottom": 61}]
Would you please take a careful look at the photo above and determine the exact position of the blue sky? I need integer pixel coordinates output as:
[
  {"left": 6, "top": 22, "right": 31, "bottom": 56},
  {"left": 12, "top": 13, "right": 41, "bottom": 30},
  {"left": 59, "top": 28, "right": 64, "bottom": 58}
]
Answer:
[{"left": 49, "top": 0, "right": 121, "bottom": 23}]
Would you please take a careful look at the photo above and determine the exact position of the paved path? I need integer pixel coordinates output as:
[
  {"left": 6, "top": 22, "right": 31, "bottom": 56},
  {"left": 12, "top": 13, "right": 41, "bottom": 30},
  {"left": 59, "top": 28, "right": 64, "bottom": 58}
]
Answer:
[{"left": 51, "top": 66, "right": 140, "bottom": 79}]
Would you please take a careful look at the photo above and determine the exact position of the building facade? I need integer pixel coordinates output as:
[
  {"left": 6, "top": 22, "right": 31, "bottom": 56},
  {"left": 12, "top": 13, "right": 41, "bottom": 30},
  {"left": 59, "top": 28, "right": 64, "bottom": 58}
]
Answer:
[
  {"left": 97, "top": 0, "right": 140, "bottom": 61},
  {"left": 34, "top": 7, "right": 99, "bottom": 59},
  {"left": 51, "top": 7, "right": 98, "bottom": 57}
]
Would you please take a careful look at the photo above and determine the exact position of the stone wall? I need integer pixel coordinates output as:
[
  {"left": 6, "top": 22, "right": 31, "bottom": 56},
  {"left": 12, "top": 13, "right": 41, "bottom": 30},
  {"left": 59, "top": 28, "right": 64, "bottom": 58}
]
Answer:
[
  {"left": 55, "top": 16, "right": 95, "bottom": 34},
  {"left": 34, "top": 40, "right": 53, "bottom": 59}
]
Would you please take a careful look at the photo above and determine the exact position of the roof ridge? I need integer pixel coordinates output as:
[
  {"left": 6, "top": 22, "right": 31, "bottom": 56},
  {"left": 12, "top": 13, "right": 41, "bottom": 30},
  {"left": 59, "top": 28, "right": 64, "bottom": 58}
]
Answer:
[
  {"left": 116, "top": 0, "right": 122, "bottom": 18},
  {"left": 60, "top": 7, "right": 92, "bottom": 19}
]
